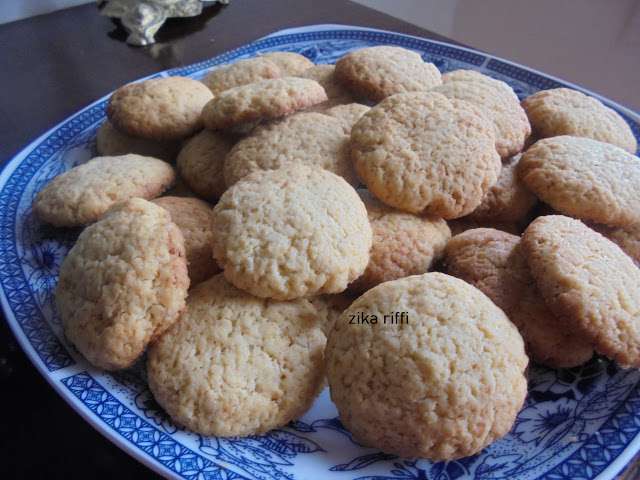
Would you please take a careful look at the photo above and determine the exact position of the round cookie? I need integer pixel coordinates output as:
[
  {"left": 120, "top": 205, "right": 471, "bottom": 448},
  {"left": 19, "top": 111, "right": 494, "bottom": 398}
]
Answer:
[
  {"left": 433, "top": 70, "right": 531, "bottom": 157},
  {"left": 324, "top": 103, "right": 370, "bottom": 134},
  {"left": 56, "top": 198, "right": 189, "bottom": 370},
  {"left": 212, "top": 165, "right": 372, "bottom": 300},
  {"left": 301, "top": 64, "right": 356, "bottom": 107},
  {"left": 335, "top": 46, "right": 442, "bottom": 102},
  {"left": 96, "top": 120, "right": 180, "bottom": 162},
  {"left": 351, "top": 91, "right": 501, "bottom": 218},
  {"left": 147, "top": 274, "right": 326, "bottom": 436},
  {"left": 223, "top": 112, "right": 357, "bottom": 186},
  {"left": 326, "top": 272, "right": 528, "bottom": 460},
  {"left": 444, "top": 228, "right": 593, "bottom": 368},
  {"left": 202, "top": 57, "right": 282, "bottom": 95},
  {"left": 349, "top": 191, "right": 451, "bottom": 293},
  {"left": 34, "top": 154, "right": 175, "bottom": 227},
  {"left": 522, "top": 215, "right": 640, "bottom": 368},
  {"left": 260, "top": 51, "right": 314, "bottom": 75},
  {"left": 201, "top": 77, "right": 327, "bottom": 130},
  {"left": 468, "top": 154, "right": 537, "bottom": 223},
  {"left": 176, "top": 130, "right": 235, "bottom": 201},
  {"left": 590, "top": 223, "right": 640, "bottom": 266},
  {"left": 518, "top": 136, "right": 640, "bottom": 227},
  {"left": 107, "top": 77, "right": 213, "bottom": 141},
  {"left": 521, "top": 88, "right": 637, "bottom": 153},
  {"left": 152, "top": 196, "right": 219, "bottom": 285}
]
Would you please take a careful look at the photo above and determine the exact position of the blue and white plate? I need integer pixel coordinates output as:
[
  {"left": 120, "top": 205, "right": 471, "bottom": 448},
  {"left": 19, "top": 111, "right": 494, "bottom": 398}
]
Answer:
[{"left": 2, "top": 24, "right": 639, "bottom": 480}]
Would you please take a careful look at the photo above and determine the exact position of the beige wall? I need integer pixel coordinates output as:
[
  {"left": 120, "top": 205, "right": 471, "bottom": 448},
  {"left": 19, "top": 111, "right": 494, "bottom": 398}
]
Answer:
[{"left": 353, "top": 0, "right": 640, "bottom": 111}]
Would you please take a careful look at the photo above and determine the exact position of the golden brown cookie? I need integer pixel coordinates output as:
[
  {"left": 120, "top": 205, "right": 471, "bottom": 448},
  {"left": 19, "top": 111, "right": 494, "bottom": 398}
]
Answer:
[
  {"left": 176, "top": 130, "right": 235, "bottom": 201},
  {"left": 212, "top": 165, "right": 372, "bottom": 300},
  {"left": 326, "top": 272, "right": 528, "bottom": 460},
  {"left": 33, "top": 154, "right": 175, "bottom": 227},
  {"left": 351, "top": 92, "right": 501, "bottom": 218},
  {"left": 335, "top": 46, "right": 442, "bottom": 101},
  {"left": 518, "top": 136, "right": 640, "bottom": 227},
  {"left": 468, "top": 154, "right": 537, "bottom": 223},
  {"left": 324, "top": 103, "right": 370, "bottom": 134},
  {"left": 260, "top": 51, "right": 314, "bottom": 75},
  {"left": 107, "top": 77, "right": 213, "bottom": 141},
  {"left": 202, "top": 57, "right": 282, "bottom": 95},
  {"left": 300, "top": 64, "right": 356, "bottom": 107},
  {"left": 522, "top": 215, "right": 640, "bottom": 368},
  {"left": 201, "top": 77, "right": 327, "bottom": 130},
  {"left": 96, "top": 120, "right": 180, "bottom": 162},
  {"left": 444, "top": 228, "right": 593, "bottom": 367},
  {"left": 350, "top": 191, "right": 451, "bottom": 293},
  {"left": 223, "top": 111, "right": 357, "bottom": 187},
  {"left": 56, "top": 198, "right": 189, "bottom": 370},
  {"left": 521, "top": 88, "right": 637, "bottom": 153},
  {"left": 590, "top": 223, "right": 640, "bottom": 266},
  {"left": 433, "top": 70, "right": 531, "bottom": 157},
  {"left": 147, "top": 275, "right": 326, "bottom": 436},
  {"left": 152, "top": 196, "right": 219, "bottom": 285}
]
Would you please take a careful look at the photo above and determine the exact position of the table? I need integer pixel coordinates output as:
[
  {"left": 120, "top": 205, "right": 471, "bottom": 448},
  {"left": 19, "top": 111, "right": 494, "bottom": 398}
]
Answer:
[{"left": 0, "top": 1, "right": 637, "bottom": 478}]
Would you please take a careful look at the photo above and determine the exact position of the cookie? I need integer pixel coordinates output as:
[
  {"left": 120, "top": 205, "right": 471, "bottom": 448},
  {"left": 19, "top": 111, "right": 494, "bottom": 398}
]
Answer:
[
  {"left": 324, "top": 103, "right": 370, "bottom": 134},
  {"left": 201, "top": 77, "right": 327, "bottom": 130},
  {"left": 518, "top": 136, "right": 640, "bottom": 227},
  {"left": 107, "top": 77, "right": 213, "bottom": 141},
  {"left": 212, "top": 165, "right": 372, "bottom": 300},
  {"left": 309, "top": 293, "right": 354, "bottom": 336},
  {"left": 521, "top": 88, "right": 637, "bottom": 153},
  {"left": 96, "top": 120, "right": 180, "bottom": 162},
  {"left": 261, "top": 51, "right": 314, "bottom": 75},
  {"left": 351, "top": 92, "right": 501, "bottom": 218},
  {"left": 202, "top": 57, "right": 282, "bottom": 95},
  {"left": 152, "top": 196, "right": 219, "bottom": 285},
  {"left": 445, "top": 228, "right": 593, "bottom": 367},
  {"left": 350, "top": 191, "right": 451, "bottom": 293},
  {"left": 223, "top": 111, "right": 357, "bottom": 187},
  {"left": 335, "top": 46, "right": 442, "bottom": 102},
  {"left": 468, "top": 154, "right": 537, "bottom": 223},
  {"left": 56, "top": 198, "right": 189, "bottom": 370},
  {"left": 433, "top": 70, "right": 531, "bottom": 157},
  {"left": 34, "top": 154, "right": 175, "bottom": 227},
  {"left": 301, "top": 64, "right": 356, "bottom": 107},
  {"left": 522, "top": 215, "right": 640, "bottom": 368},
  {"left": 147, "top": 275, "right": 326, "bottom": 436},
  {"left": 176, "top": 130, "right": 235, "bottom": 201},
  {"left": 326, "top": 272, "right": 528, "bottom": 460},
  {"left": 590, "top": 223, "right": 640, "bottom": 266}
]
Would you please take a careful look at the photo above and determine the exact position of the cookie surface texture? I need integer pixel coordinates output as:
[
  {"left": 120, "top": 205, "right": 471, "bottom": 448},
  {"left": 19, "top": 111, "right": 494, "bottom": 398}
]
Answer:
[
  {"left": 203, "top": 57, "right": 282, "bottom": 95},
  {"left": 96, "top": 120, "right": 179, "bottom": 162},
  {"left": 261, "top": 52, "right": 314, "bottom": 75}
]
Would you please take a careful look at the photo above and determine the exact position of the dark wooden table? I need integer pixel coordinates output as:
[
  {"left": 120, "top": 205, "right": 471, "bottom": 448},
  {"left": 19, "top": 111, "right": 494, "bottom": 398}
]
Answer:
[{"left": 0, "top": 1, "right": 636, "bottom": 479}]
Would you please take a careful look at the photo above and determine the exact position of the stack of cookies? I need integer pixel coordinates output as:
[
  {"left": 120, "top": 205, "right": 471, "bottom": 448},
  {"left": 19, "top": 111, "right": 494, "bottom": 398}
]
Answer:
[{"left": 34, "top": 44, "right": 639, "bottom": 461}]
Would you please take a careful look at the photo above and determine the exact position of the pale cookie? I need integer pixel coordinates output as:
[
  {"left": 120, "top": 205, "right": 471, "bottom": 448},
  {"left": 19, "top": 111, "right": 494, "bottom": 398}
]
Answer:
[
  {"left": 310, "top": 293, "right": 354, "bottom": 336},
  {"left": 468, "top": 154, "right": 537, "bottom": 223},
  {"left": 522, "top": 215, "right": 640, "bottom": 368},
  {"left": 350, "top": 191, "right": 451, "bottom": 293},
  {"left": 34, "top": 154, "right": 175, "bottom": 227},
  {"left": 223, "top": 112, "right": 357, "bottom": 186},
  {"left": 201, "top": 77, "right": 327, "bottom": 130},
  {"left": 590, "top": 223, "right": 640, "bottom": 266},
  {"left": 445, "top": 228, "right": 593, "bottom": 368},
  {"left": 301, "top": 64, "right": 356, "bottom": 107},
  {"left": 518, "top": 136, "right": 640, "bottom": 227},
  {"left": 433, "top": 70, "right": 531, "bottom": 157},
  {"left": 147, "top": 274, "right": 326, "bottom": 436},
  {"left": 176, "top": 130, "right": 235, "bottom": 200},
  {"left": 203, "top": 57, "right": 282, "bottom": 95},
  {"left": 324, "top": 103, "right": 370, "bottom": 134},
  {"left": 261, "top": 51, "right": 314, "bottom": 76},
  {"left": 107, "top": 77, "right": 213, "bottom": 141},
  {"left": 56, "top": 198, "right": 189, "bottom": 370},
  {"left": 521, "top": 88, "right": 637, "bottom": 153},
  {"left": 212, "top": 165, "right": 372, "bottom": 300},
  {"left": 351, "top": 92, "right": 501, "bottom": 218},
  {"left": 96, "top": 120, "right": 180, "bottom": 162},
  {"left": 152, "top": 196, "right": 219, "bottom": 285},
  {"left": 326, "top": 272, "right": 528, "bottom": 460},
  {"left": 335, "top": 46, "right": 442, "bottom": 102}
]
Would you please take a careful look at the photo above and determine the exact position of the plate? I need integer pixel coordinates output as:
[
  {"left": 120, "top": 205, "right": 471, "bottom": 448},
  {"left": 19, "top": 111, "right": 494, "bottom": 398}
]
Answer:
[{"left": 2, "top": 24, "right": 640, "bottom": 480}]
